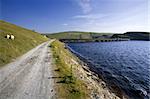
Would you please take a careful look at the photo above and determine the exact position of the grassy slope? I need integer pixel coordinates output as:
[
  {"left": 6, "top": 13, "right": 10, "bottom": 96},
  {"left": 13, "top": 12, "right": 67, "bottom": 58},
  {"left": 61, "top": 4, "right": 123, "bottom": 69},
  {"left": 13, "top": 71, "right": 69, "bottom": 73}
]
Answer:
[
  {"left": 0, "top": 20, "right": 48, "bottom": 66},
  {"left": 124, "top": 32, "right": 150, "bottom": 40},
  {"left": 51, "top": 40, "right": 89, "bottom": 99},
  {"left": 45, "top": 32, "right": 113, "bottom": 39}
]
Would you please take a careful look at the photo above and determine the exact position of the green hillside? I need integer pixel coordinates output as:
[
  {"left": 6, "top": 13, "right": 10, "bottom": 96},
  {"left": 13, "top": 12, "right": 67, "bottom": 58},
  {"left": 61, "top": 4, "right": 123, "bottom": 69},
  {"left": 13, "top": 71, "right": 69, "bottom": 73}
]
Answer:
[
  {"left": 124, "top": 32, "right": 150, "bottom": 41},
  {"left": 45, "top": 31, "right": 113, "bottom": 39},
  {"left": 0, "top": 20, "right": 48, "bottom": 66}
]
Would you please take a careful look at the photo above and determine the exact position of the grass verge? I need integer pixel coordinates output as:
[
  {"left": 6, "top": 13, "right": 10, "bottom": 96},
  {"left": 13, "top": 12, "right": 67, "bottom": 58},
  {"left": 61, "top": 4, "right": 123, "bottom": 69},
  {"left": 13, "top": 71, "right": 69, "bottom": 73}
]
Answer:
[{"left": 51, "top": 40, "right": 89, "bottom": 99}]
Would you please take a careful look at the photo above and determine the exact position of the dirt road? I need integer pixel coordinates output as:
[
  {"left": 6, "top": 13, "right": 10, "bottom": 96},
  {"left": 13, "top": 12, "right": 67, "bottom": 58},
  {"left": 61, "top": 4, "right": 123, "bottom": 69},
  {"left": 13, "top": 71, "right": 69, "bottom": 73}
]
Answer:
[{"left": 0, "top": 41, "right": 55, "bottom": 99}]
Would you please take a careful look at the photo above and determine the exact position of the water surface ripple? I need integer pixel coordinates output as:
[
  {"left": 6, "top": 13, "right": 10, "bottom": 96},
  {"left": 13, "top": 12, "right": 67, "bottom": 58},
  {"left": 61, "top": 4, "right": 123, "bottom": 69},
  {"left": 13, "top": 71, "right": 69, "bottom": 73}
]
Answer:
[{"left": 68, "top": 41, "right": 150, "bottom": 99}]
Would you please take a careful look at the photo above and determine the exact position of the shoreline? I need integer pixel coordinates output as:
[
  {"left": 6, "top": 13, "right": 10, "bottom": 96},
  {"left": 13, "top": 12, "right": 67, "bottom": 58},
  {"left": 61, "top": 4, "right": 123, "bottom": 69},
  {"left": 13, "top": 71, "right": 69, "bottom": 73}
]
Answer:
[
  {"left": 66, "top": 44, "right": 129, "bottom": 99},
  {"left": 51, "top": 40, "right": 124, "bottom": 99}
]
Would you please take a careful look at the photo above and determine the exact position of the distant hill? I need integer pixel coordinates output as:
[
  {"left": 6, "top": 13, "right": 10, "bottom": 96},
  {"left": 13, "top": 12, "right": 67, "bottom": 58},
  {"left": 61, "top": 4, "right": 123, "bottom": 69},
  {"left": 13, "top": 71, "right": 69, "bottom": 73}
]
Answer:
[
  {"left": 124, "top": 32, "right": 150, "bottom": 41},
  {"left": 0, "top": 20, "right": 48, "bottom": 66},
  {"left": 44, "top": 31, "right": 114, "bottom": 39},
  {"left": 45, "top": 31, "right": 150, "bottom": 41}
]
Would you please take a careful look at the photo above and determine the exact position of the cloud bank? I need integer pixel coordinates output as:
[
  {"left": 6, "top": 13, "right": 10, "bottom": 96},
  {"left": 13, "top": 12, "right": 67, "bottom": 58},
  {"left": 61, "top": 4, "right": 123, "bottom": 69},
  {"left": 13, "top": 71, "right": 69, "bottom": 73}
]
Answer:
[{"left": 76, "top": 0, "right": 92, "bottom": 14}]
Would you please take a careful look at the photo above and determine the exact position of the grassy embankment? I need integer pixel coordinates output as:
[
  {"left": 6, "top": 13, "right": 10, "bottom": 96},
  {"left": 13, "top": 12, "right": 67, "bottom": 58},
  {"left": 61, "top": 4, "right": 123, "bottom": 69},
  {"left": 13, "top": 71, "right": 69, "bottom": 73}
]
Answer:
[
  {"left": 0, "top": 20, "right": 48, "bottom": 66},
  {"left": 46, "top": 31, "right": 113, "bottom": 39},
  {"left": 46, "top": 32, "right": 114, "bottom": 42},
  {"left": 51, "top": 40, "right": 89, "bottom": 99},
  {"left": 45, "top": 31, "right": 113, "bottom": 39}
]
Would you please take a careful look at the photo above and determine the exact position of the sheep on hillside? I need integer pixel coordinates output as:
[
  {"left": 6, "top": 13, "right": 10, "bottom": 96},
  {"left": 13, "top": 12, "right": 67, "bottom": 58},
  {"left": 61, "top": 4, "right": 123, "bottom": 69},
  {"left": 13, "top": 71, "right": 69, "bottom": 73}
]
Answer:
[
  {"left": 10, "top": 35, "right": 15, "bottom": 40},
  {"left": 5, "top": 34, "right": 15, "bottom": 40},
  {"left": 5, "top": 34, "right": 10, "bottom": 39}
]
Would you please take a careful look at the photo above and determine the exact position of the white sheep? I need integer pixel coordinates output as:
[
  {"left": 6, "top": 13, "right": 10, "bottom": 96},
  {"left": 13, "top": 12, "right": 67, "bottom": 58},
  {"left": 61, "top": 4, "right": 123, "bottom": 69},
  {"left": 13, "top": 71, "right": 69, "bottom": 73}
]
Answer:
[
  {"left": 6, "top": 34, "right": 10, "bottom": 39},
  {"left": 10, "top": 35, "right": 15, "bottom": 40}
]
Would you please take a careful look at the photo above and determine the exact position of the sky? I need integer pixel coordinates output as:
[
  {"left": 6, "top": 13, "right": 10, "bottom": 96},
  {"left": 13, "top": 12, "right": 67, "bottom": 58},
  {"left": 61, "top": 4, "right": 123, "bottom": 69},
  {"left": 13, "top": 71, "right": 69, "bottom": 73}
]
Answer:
[{"left": 0, "top": 0, "right": 149, "bottom": 33}]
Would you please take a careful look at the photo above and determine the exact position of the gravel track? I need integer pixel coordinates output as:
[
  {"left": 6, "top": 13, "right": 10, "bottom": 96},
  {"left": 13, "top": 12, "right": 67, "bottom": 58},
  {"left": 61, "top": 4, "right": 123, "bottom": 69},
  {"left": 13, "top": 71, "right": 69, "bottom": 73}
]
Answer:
[{"left": 0, "top": 41, "right": 55, "bottom": 99}]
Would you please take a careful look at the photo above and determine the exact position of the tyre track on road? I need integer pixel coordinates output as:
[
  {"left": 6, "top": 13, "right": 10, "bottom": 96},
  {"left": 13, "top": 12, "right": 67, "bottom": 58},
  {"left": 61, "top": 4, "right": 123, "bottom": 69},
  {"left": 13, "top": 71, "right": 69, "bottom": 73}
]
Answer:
[{"left": 0, "top": 41, "right": 55, "bottom": 99}]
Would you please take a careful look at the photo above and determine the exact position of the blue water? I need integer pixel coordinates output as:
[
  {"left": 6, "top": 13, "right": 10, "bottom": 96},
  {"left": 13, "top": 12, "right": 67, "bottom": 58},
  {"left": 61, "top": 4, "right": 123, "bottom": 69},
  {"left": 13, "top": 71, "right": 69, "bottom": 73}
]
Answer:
[{"left": 67, "top": 41, "right": 150, "bottom": 99}]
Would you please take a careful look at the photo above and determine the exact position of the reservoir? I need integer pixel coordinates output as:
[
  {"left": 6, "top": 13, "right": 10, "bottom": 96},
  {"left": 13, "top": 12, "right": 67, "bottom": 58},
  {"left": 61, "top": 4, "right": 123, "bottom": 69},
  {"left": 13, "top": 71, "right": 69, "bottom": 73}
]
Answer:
[{"left": 67, "top": 41, "right": 150, "bottom": 99}]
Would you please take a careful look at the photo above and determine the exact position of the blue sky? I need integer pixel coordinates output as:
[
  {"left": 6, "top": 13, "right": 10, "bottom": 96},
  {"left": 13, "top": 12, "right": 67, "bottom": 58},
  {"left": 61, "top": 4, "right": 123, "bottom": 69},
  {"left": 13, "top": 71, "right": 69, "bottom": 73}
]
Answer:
[{"left": 1, "top": 0, "right": 149, "bottom": 33}]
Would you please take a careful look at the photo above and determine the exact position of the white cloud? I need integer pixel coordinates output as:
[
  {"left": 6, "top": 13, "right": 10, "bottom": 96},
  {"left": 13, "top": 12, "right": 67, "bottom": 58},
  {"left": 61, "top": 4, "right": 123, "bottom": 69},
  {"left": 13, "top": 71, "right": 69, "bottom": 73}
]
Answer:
[
  {"left": 62, "top": 23, "right": 68, "bottom": 26},
  {"left": 69, "top": 0, "right": 149, "bottom": 32},
  {"left": 73, "top": 14, "right": 106, "bottom": 20},
  {"left": 70, "top": 9, "right": 148, "bottom": 33},
  {"left": 73, "top": 13, "right": 107, "bottom": 26},
  {"left": 76, "top": 0, "right": 92, "bottom": 14}
]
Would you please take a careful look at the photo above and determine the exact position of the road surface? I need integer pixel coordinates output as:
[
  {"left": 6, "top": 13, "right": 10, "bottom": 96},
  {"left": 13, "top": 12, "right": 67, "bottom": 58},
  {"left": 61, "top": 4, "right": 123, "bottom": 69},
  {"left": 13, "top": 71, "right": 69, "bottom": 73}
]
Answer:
[{"left": 0, "top": 41, "right": 55, "bottom": 99}]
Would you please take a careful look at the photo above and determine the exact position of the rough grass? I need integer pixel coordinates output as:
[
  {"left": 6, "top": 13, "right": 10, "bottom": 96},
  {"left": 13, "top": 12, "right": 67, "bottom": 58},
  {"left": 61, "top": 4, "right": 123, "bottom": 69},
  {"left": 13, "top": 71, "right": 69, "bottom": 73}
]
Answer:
[
  {"left": 0, "top": 20, "right": 48, "bottom": 66},
  {"left": 51, "top": 40, "right": 89, "bottom": 99},
  {"left": 46, "top": 32, "right": 113, "bottom": 39}
]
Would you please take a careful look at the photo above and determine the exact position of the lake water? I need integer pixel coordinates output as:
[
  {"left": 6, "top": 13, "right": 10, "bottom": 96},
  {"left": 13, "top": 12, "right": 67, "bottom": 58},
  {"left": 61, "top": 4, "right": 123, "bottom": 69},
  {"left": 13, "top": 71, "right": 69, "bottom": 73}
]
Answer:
[{"left": 67, "top": 41, "right": 150, "bottom": 99}]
